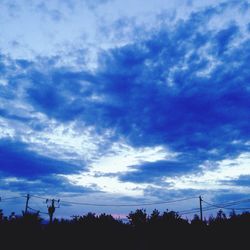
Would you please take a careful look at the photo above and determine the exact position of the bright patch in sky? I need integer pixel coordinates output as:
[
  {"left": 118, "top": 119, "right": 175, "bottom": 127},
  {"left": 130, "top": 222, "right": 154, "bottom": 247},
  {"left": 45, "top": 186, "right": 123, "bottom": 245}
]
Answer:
[
  {"left": 63, "top": 144, "right": 174, "bottom": 195},
  {"left": 167, "top": 153, "right": 250, "bottom": 192}
]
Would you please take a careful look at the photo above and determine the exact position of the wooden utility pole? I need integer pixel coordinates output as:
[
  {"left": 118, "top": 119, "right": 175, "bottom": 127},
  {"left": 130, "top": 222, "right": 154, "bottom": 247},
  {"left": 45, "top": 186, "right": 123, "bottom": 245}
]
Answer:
[
  {"left": 199, "top": 196, "right": 203, "bottom": 222},
  {"left": 0, "top": 197, "right": 2, "bottom": 221},
  {"left": 46, "top": 198, "right": 60, "bottom": 223},
  {"left": 25, "top": 194, "right": 30, "bottom": 214}
]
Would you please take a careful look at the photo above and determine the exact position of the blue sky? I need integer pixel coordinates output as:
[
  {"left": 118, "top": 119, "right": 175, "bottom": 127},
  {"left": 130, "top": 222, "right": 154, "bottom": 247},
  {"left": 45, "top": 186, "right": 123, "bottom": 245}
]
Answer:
[{"left": 1, "top": 0, "right": 250, "bottom": 219}]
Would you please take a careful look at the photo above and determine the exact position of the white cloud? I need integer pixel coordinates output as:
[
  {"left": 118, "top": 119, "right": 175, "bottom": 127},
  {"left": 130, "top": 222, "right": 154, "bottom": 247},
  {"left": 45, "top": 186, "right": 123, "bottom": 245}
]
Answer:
[
  {"left": 0, "top": 101, "right": 178, "bottom": 196},
  {"left": 61, "top": 143, "right": 175, "bottom": 196},
  {"left": 166, "top": 153, "right": 250, "bottom": 191},
  {"left": 0, "top": 102, "right": 177, "bottom": 188},
  {"left": 0, "top": 0, "right": 235, "bottom": 61},
  {"left": 0, "top": 78, "right": 8, "bottom": 86},
  {"left": 64, "top": 173, "right": 146, "bottom": 196},
  {"left": 90, "top": 143, "right": 175, "bottom": 174},
  {"left": 0, "top": 118, "right": 15, "bottom": 139}
]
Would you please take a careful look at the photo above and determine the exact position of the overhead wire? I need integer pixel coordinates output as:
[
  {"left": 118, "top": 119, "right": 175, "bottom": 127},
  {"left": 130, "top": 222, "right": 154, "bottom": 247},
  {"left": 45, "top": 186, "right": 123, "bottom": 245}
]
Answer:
[
  {"left": 179, "top": 198, "right": 250, "bottom": 216},
  {"left": 202, "top": 199, "right": 250, "bottom": 210},
  {"left": 28, "top": 206, "right": 48, "bottom": 215},
  {"left": 26, "top": 194, "right": 199, "bottom": 207},
  {"left": 202, "top": 201, "right": 250, "bottom": 212},
  {"left": 59, "top": 196, "right": 199, "bottom": 207},
  {"left": 227, "top": 207, "right": 250, "bottom": 211},
  {"left": 30, "top": 195, "right": 48, "bottom": 200},
  {"left": 1, "top": 196, "right": 25, "bottom": 201},
  {"left": 1, "top": 194, "right": 250, "bottom": 217}
]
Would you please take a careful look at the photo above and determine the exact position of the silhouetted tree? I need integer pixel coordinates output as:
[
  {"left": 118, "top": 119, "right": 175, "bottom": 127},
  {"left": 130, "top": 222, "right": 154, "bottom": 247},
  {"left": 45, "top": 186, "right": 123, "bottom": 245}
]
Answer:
[
  {"left": 0, "top": 208, "right": 249, "bottom": 249},
  {"left": 127, "top": 209, "right": 147, "bottom": 227},
  {"left": 148, "top": 209, "right": 160, "bottom": 224},
  {"left": 0, "top": 209, "right": 3, "bottom": 222}
]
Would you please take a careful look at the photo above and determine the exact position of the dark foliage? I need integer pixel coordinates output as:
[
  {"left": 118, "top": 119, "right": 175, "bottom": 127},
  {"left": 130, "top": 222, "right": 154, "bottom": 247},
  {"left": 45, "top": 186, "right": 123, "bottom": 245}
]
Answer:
[{"left": 0, "top": 209, "right": 249, "bottom": 249}]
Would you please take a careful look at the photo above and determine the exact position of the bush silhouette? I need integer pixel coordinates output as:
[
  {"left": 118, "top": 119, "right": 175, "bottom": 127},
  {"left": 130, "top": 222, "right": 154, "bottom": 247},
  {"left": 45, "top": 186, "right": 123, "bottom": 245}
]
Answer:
[{"left": 0, "top": 208, "right": 249, "bottom": 249}]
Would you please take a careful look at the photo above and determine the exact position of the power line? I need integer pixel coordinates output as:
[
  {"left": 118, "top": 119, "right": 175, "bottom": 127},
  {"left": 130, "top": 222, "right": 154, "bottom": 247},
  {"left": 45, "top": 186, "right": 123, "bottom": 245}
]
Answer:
[
  {"left": 1, "top": 196, "right": 25, "bottom": 201},
  {"left": 202, "top": 199, "right": 250, "bottom": 210},
  {"left": 59, "top": 196, "right": 198, "bottom": 207},
  {"left": 30, "top": 195, "right": 48, "bottom": 200},
  {"left": 179, "top": 199, "right": 250, "bottom": 216},
  {"left": 228, "top": 207, "right": 250, "bottom": 211},
  {"left": 1, "top": 193, "right": 250, "bottom": 218},
  {"left": 27, "top": 206, "right": 48, "bottom": 215},
  {"left": 27, "top": 194, "right": 198, "bottom": 207},
  {"left": 178, "top": 202, "right": 231, "bottom": 216},
  {"left": 0, "top": 194, "right": 197, "bottom": 209},
  {"left": 179, "top": 206, "right": 214, "bottom": 215},
  {"left": 202, "top": 201, "right": 250, "bottom": 211},
  {"left": 179, "top": 206, "right": 221, "bottom": 215}
]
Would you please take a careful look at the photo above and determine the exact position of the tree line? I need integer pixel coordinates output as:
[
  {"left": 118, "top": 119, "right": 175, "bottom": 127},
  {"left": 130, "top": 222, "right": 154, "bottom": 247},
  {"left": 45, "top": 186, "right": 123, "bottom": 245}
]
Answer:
[{"left": 0, "top": 208, "right": 249, "bottom": 249}]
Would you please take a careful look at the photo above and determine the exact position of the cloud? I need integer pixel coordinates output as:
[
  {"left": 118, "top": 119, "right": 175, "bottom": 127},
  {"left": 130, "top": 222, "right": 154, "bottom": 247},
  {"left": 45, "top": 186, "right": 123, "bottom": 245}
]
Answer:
[
  {"left": 0, "top": 139, "right": 82, "bottom": 178},
  {"left": 0, "top": 1, "right": 250, "bottom": 198},
  {"left": 0, "top": 175, "right": 97, "bottom": 195},
  {"left": 219, "top": 175, "right": 250, "bottom": 187},
  {"left": 212, "top": 24, "right": 239, "bottom": 56},
  {"left": 164, "top": 153, "right": 250, "bottom": 191},
  {"left": 119, "top": 159, "right": 197, "bottom": 184},
  {"left": 84, "top": 0, "right": 113, "bottom": 10},
  {"left": 1, "top": 0, "right": 21, "bottom": 18},
  {"left": 211, "top": 190, "right": 250, "bottom": 204},
  {"left": 35, "top": 2, "right": 64, "bottom": 22},
  {"left": 62, "top": 143, "right": 173, "bottom": 196}
]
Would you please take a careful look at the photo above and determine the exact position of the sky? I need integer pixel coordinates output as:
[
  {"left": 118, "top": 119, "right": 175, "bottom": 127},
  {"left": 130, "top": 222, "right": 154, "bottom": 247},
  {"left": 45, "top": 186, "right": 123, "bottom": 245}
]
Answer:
[{"left": 0, "top": 0, "right": 250, "bottom": 219}]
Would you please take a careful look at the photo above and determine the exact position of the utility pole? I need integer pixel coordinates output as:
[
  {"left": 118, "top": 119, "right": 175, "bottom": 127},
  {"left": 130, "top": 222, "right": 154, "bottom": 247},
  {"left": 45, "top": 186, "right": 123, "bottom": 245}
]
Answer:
[
  {"left": 0, "top": 197, "right": 2, "bottom": 221},
  {"left": 46, "top": 198, "right": 60, "bottom": 223},
  {"left": 25, "top": 194, "right": 30, "bottom": 214},
  {"left": 199, "top": 196, "right": 203, "bottom": 222}
]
